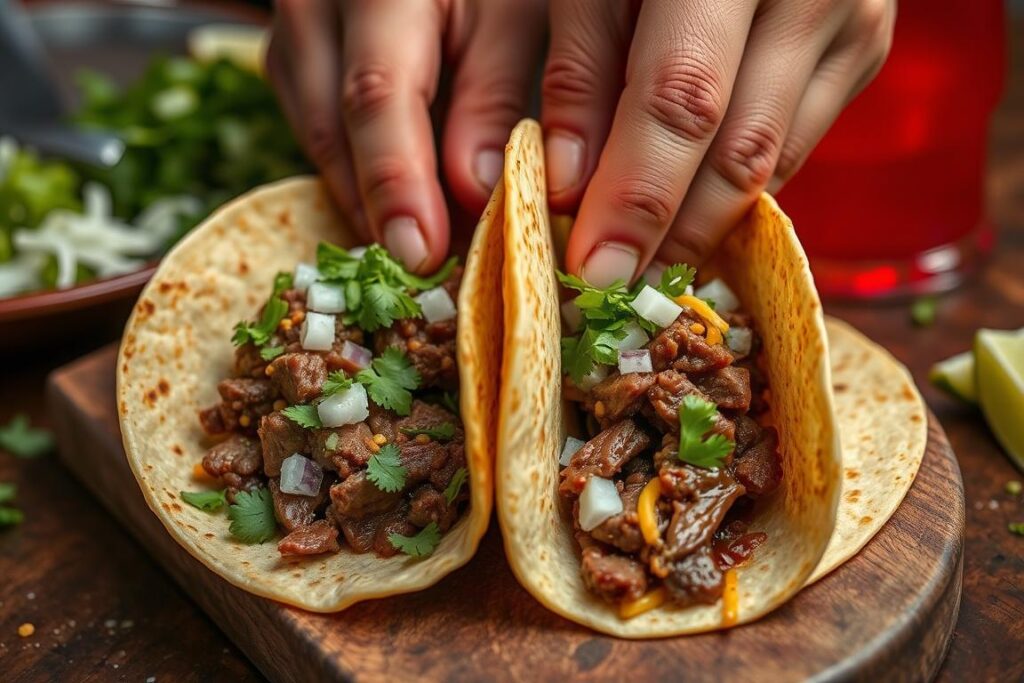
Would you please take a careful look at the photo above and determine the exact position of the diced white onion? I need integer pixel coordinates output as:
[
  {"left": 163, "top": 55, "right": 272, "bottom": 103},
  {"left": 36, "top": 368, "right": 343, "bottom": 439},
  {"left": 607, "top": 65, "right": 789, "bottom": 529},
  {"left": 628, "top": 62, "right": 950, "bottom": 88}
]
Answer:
[
  {"left": 339, "top": 340, "right": 373, "bottom": 371},
  {"left": 630, "top": 285, "right": 683, "bottom": 328},
  {"left": 578, "top": 476, "right": 623, "bottom": 531},
  {"left": 618, "top": 349, "right": 653, "bottom": 375},
  {"left": 613, "top": 321, "right": 649, "bottom": 351},
  {"left": 695, "top": 278, "right": 739, "bottom": 314},
  {"left": 559, "top": 436, "right": 586, "bottom": 466},
  {"left": 317, "top": 383, "right": 369, "bottom": 427},
  {"left": 293, "top": 262, "right": 321, "bottom": 291},
  {"left": 307, "top": 282, "right": 347, "bottom": 313},
  {"left": 725, "top": 326, "right": 753, "bottom": 356},
  {"left": 279, "top": 453, "right": 323, "bottom": 496},
  {"left": 348, "top": 246, "right": 367, "bottom": 259},
  {"left": 300, "top": 312, "right": 335, "bottom": 351},
  {"left": 561, "top": 299, "right": 583, "bottom": 332},
  {"left": 415, "top": 286, "right": 457, "bottom": 324},
  {"left": 576, "top": 364, "right": 608, "bottom": 391}
]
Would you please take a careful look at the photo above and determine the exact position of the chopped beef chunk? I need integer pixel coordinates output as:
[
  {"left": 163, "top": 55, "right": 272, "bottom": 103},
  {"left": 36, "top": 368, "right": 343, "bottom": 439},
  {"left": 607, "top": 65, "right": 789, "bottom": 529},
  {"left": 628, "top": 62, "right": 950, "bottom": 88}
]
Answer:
[
  {"left": 657, "top": 465, "right": 744, "bottom": 561},
  {"left": 269, "top": 477, "right": 329, "bottom": 532},
  {"left": 375, "top": 318, "right": 458, "bottom": 390},
  {"left": 198, "top": 405, "right": 227, "bottom": 435},
  {"left": 208, "top": 378, "right": 278, "bottom": 432},
  {"left": 430, "top": 440, "right": 467, "bottom": 491},
  {"left": 372, "top": 504, "right": 418, "bottom": 557},
  {"left": 559, "top": 420, "right": 651, "bottom": 496},
  {"left": 367, "top": 403, "right": 400, "bottom": 442},
  {"left": 664, "top": 545, "right": 724, "bottom": 605},
  {"left": 203, "top": 434, "right": 262, "bottom": 479},
  {"left": 647, "top": 314, "right": 733, "bottom": 373},
  {"left": 259, "top": 411, "right": 308, "bottom": 476},
  {"left": 278, "top": 520, "right": 340, "bottom": 556},
  {"left": 269, "top": 353, "right": 327, "bottom": 404},
  {"left": 408, "top": 485, "right": 458, "bottom": 530},
  {"left": 398, "top": 440, "right": 450, "bottom": 484},
  {"left": 733, "top": 427, "right": 782, "bottom": 498},
  {"left": 733, "top": 414, "right": 763, "bottom": 453},
  {"left": 586, "top": 372, "right": 656, "bottom": 426},
  {"left": 580, "top": 547, "right": 648, "bottom": 603},
  {"left": 645, "top": 369, "right": 735, "bottom": 440},
  {"left": 223, "top": 475, "right": 262, "bottom": 504},
  {"left": 693, "top": 366, "right": 751, "bottom": 411},
  {"left": 395, "top": 400, "right": 462, "bottom": 440},
  {"left": 585, "top": 470, "right": 649, "bottom": 553},
  {"left": 311, "top": 423, "right": 375, "bottom": 478},
  {"left": 330, "top": 472, "right": 403, "bottom": 520},
  {"left": 234, "top": 343, "right": 267, "bottom": 378}
]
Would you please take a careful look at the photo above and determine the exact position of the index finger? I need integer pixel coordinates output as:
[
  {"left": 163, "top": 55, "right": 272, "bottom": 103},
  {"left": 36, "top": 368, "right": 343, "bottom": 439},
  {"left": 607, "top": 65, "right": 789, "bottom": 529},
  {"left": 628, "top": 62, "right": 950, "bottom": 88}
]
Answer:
[{"left": 565, "top": 0, "right": 756, "bottom": 285}]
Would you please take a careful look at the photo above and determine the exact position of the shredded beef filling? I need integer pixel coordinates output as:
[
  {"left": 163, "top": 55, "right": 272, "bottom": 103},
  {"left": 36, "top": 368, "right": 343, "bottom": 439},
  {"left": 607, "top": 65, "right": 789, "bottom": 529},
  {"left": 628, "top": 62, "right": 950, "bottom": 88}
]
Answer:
[{"left": 560, "top": 303, "right": 782, "bottom": 609}]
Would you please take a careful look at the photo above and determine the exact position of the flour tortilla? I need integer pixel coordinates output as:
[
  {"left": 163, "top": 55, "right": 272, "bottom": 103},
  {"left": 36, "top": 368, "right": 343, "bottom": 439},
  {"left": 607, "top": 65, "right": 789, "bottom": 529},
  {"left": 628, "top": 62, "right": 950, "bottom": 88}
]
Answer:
[
  {"left": 496, "top": 119, "right": 842, "bottom": 637},
  {"left": 118, "top": 176, "right": 501, "bottom": 611}
]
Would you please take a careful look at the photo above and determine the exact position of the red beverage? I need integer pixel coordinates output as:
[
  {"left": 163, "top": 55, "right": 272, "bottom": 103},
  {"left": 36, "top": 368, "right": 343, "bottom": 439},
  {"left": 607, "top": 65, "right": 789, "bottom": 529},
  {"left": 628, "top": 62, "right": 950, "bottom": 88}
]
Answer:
[{"left": 778, "top": 0, "right": 1006, "bottom": 298}]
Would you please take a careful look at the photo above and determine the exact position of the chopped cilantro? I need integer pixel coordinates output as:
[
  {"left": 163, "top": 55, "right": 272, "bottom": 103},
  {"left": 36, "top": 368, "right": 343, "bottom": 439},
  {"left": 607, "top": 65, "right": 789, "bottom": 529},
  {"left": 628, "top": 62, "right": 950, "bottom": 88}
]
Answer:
[
  {"left": 1006, "top": 480, "right": 1022, "bottom": 496},
  {"left": 322, "top": 370, "right": 353, "bottom": 397},
  {"left": 273, "top": 271, "right": 294, "bottom": 296},
  {"left": 401, "top": 423, "right": 456, "bottom": 442},
  {"left": 911, "top": 296, "right": 938, "bottom": 327},
  {"left": 1009, "top": 522, "right": 1024, "bottom": 536},
  {"left": 325, "top": 432, "right": 340, "bottom": 451},
  {"left": 316, "top": 242, "right": 361, "bottom": 281},
  {"left": 282, "top": 404, "right": 322, "bottom": 429},
  {"left": 227, "top": 488, "right": 277, "bottom": 543},
  {"left": 389, "top": 521, "right": 441, "bottom": 558},
  {"left": 658, "top": 264, "right": 696, "bottom": 297},
  {"left": 366, "top": 444, "right": 407, "bottom": 493},
  {"left": 444, "top": 467, "right": 468, "bottom": 505},
  {"left": 232, "top": 294, "right": 288, "bottom": 347},
  {"left": 180, "top": 489, "right": 227, "bottom": 512},
  {"left": 0, "top": 482, "right": 15, "bottom": 504},
  {"left": 676, "top": 395, "right": 733, "bottom": 469},
  {"left": 260, "top": 345, "right": 285, "bottom": 361},
  {"left": 440, "top": 391, "right": 459, "bottom": 414},
  {"left": 356, "top": 279, "right": 419, "bottom": 331},
  {"left": 0, "top": 506, "right": 24, "bottom": 527},
  {"left": 0, "top": 414, "right": 54, "bottom": 459},
  {"left": 357, "top": 347, "right": 421, "bottom": 415}
]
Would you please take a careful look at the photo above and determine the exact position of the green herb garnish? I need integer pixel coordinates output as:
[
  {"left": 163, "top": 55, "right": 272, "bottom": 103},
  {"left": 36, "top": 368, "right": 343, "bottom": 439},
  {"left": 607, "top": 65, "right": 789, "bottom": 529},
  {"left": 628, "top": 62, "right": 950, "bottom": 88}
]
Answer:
[
  {"left": 321, "top": 370, "right": 353, "bottom": 397},
  {"left": 0, "top": 507, "right": 24, "bottom": 527},
  {"left": 0, "top": 414, "right": 54, "bottom": 459},
  {"left": 911, "top": 296, "right": 938, "bottom": 327},
  {"left": 272, "top": 271, "right": 293, "bottom": 296},
  {"left": 260, "top": 345, "right": 285, "bottom": 361},
  {"left": 227, "top": 488, "right": 277, "bottom": 543},
  {"left": 401, "top": 423, "right": 456, "bottom": 442},
  {"left": 180, "top": 489, "right": 227, "bottom": 512},
  {"left": 357, "top": 347, "right": 421, "bottom": 415},
  {"left": 1009, "top": 522, "right": 1024, "bottom": 536},
  {"left": 0, "top": 482, "right": 15, "bottom": 504},
  {"left": 282, "top": 404, "right": 322, "bottom": 429},
  {"left": 676, "top": 395, "right": 733, "bottom": 469},
  {"left": 440, "top": 391, "right": 460, "bottom": 414},
  {"left": 389, "top": 521, "right": 441, "bottom": 558},
  {"left": 232, "top": 294, "right": 288, "bottom": 347},
  {"left": 366, "top": 444, "right": 407, "bottom": 493},
  {"left": 444, "top": 467, "right": 468, "bottom": 505},
  {"left": 1006, "top": 480, "right": 1022, "bottom": 496},
  {"left": 659, "top": 264, "right": 696, "bottom": 297}
]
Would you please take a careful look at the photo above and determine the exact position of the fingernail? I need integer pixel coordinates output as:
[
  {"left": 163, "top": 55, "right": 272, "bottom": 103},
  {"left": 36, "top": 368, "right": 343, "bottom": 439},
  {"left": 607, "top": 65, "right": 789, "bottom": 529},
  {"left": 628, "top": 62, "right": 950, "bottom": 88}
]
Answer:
[
  {"left": 545, "top": 130, "right": 584, "bottom": 194},
  {"left": 581, "top": 241, "right": 640, "bottom": 288},
  {"left": 474, "top": 148, "right": 504, "bottom": 191},
  {"left": 384, "top": 216, "right": 428, "bottom": 271},
  {"left": 642, "top": 260, "right": 668, "bottom": 286}
]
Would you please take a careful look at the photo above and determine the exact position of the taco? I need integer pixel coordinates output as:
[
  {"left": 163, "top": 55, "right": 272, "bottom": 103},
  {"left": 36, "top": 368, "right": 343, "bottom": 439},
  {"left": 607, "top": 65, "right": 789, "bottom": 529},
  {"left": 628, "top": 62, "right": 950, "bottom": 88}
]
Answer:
[
  {"left": 118, "top": 176, "right": 502, "bottom": 611},
  {"left": 496, "top": 120, "right": 844, "bottom": 637}
]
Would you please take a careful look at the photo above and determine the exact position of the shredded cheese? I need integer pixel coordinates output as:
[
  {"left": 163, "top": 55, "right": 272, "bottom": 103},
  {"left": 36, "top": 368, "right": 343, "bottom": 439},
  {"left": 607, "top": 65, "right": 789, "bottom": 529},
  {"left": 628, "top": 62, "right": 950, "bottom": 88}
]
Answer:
[
  {"left": 705, "top": 325, "right": 724, "bottom": 346},
  {"left": 637, "top": 478, "right": 662, "bottom": 545},
  {"left": 721, "top": 569, "right": 739, "bottom": 626},
  {"left": 619, "top": 587, "right": 668, "bottom": 619},
  {"left": 674, "top": 295, "right": 729, "bottom": 333}
]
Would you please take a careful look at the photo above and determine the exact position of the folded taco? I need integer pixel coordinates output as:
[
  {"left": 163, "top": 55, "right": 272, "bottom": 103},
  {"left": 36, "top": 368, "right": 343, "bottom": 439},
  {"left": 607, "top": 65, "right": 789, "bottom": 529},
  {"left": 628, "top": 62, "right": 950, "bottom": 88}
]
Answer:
[
  {"left": 496, "top": 120, "right": 843, "bottom": 637},
  {"left": 118, "top": 176, "right": 502, "bottom": 611}
]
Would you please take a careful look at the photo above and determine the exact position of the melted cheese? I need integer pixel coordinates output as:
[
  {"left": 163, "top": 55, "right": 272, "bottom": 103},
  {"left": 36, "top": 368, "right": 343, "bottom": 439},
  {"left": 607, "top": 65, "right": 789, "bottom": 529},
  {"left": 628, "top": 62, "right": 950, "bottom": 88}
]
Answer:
[
  {"left": 637, "top": 478, "right": 662, "bottom": 545},
  {"left": 619, "top": 586, "right": 668, "bottom": 619},
  {"left": 721, "top": 569, "right": 739, "bottom": 626},
  {"left": 674, "top": 295, "right": 729, "bottom": 332}
]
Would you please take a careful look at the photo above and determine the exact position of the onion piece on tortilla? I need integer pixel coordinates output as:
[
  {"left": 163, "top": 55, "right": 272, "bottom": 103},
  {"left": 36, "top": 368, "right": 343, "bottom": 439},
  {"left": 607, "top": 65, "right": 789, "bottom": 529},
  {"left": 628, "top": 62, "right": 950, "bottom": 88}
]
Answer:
[
  {"left": 307, "top": 282, "right": 346, "bottom": 313},
  {"left": 318, "top": 383, "right": 369, "bottom": 427},
  {"left": 579, "top": 476, "right": 623, "bottom": 531},
  {"left": 618, "top": 349, "right": 653, "bottom": 375},
  {"left": 279, "top": 453, "right": 323, "bottom": 496},
  {"left": 416, "top": 286, "right": 457, "bottom": 324},
  {"left": 630, "top": 285, "right": 682, "bottom": 328},
  {"left": 300, "top": 312, "right": 335, "bottom": 351},
  {"left": 559, "top": 436, "right": 586, "bottom": 467}
]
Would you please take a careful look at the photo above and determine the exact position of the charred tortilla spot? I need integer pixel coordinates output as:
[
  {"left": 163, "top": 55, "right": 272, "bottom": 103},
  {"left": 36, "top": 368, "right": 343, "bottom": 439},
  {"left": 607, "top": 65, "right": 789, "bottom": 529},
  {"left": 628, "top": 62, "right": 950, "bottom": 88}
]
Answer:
[{"left": 158, "top": 380, "right": 170, "bottom": 396}]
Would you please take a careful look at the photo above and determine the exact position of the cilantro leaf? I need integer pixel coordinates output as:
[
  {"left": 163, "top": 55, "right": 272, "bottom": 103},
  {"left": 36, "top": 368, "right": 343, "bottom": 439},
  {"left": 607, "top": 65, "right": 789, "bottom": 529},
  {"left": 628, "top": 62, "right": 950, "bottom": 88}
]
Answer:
[
  {"left": 0, "top": 414, "right": 54, "bottom": 459},
  {"left": 444, "top": 467, "right": 468, "bottom": 505},
  {"left": 180, "top": 489, "right": 227, "bottom": 512},
  {"left": 658, "top": 264, "right": 696, "bottom": 297},
  {"left": 366, "top": 443, "right": 407, "bottom": 493},
  {"left": 677, "top": 395, "right": 733, "bottom": 469},
  {"left": 440, "top": 391, "right": 459, "bottom": 414},
  {"left": 401, "top": 422, "right": 456, "bottom": 442},
  {"left": 273, "top": 271, "right": 294, "bottom": 296},
  {"left": 1010, "top": 522, "right": 1024, "bottom": 536},
  {"left": 561, "top": 326, "right": 623, "bottom": 384},
  {"left": 316, "top": 242, "right": 361, "bottom": 280},
  {"left": 911, "top": 296, "right": 938, "bottom": 327},
  {"left": 0, "top": 482, "right": 15, "bottom": 504},
  {"left": 232, "top": 295, "right": 288, "bottom": 347},
  {"left": 227, "top": 488, "right": 277, "bottom": 543},
  {"left": 389, "top": 521, "right": 441, "bottom": 558},
  {"left": 358, "top": 279, "right": 419, "bottom": 331},
  {"left": 395, "top": 256, "right": 458, "bottom": 291},
  {"left": 322, "top": 370, "right": 353, "bottom": 397},
  {"left": 260, "top": 345, "right": 285, "bottom": 361},
  {"left": 0, "top": 506, "right": 24, "bottom": 527},
  {"left": 282, "top": 404, "right": 322, "bottom": 429},
  {"left": 357, "top": 347, "right": 421, "bottom": 415}
]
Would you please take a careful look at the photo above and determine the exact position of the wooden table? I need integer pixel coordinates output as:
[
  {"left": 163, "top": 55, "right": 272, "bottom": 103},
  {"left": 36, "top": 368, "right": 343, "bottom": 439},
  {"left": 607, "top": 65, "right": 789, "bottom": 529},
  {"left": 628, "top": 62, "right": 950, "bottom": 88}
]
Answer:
[{"left": 3, "top": 23, "right": 1024, "bottom": 683}]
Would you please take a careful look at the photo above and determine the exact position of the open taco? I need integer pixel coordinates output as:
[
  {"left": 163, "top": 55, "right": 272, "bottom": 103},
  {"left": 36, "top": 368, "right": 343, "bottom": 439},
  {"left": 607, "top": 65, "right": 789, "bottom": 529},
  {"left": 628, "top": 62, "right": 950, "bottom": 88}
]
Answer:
[
  {"left": 496, "top": 120, "right": 844, "bottom": 637},
  {"left": 118, "top": 176, "right": 502, "bottom": 611}
]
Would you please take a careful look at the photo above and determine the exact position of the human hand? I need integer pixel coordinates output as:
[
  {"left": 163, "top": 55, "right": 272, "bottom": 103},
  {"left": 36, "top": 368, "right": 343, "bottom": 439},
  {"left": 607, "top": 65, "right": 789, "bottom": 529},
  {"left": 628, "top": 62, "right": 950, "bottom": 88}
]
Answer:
[
  {"left": 542, "top": 0, "right": 895, "bottom": 285},
  {"left": 266, "top": 0, "right": 545, "bottom": 273}
]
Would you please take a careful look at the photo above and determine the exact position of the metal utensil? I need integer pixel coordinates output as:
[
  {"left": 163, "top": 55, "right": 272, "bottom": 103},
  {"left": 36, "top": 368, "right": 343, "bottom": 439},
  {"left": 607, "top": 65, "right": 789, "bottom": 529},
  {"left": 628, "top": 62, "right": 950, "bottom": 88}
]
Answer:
[{"left": 0, "top": 0, "right": 123, "bottom": 167}]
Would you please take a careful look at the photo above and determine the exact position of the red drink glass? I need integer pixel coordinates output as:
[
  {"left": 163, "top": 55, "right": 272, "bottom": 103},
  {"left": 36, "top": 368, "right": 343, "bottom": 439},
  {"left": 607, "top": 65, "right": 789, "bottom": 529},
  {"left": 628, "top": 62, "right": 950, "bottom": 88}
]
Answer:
[{"left": 777, "top": 0, "right": 1006, "bottom": 298}]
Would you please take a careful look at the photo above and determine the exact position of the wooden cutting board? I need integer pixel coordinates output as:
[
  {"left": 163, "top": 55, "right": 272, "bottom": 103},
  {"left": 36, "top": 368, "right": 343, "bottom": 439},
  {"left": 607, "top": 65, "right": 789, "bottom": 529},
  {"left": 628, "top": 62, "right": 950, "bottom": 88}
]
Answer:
[{"left": 48, "top": 345, "right": 964, "bottom": 682}]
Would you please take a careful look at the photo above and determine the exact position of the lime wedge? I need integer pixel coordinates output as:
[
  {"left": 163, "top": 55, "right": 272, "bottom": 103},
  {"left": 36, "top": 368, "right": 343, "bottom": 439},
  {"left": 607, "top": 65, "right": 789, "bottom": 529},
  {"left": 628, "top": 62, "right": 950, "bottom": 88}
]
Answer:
[
  {"left": 929, "top": 350, "right": 977, "bottom": 403},
  {"left": 976, "top": 329, "right": 1024, "bottom": 471},
  {"left": 187, "top": 24, "right": 268, "bottom": 73}
]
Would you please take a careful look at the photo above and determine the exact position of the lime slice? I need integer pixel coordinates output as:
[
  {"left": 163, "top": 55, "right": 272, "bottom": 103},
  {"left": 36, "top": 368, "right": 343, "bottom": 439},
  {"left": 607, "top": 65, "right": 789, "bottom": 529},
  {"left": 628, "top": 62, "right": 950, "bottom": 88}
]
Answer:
[
  {"left": 929, "top": 350, "right": 977, "bottom": 403},
  {"left": 187, "top": 24, "right": 268, "bottom": 73},
  {"left": 976, "top": 329, "right": 1024, "bottom": 471}
]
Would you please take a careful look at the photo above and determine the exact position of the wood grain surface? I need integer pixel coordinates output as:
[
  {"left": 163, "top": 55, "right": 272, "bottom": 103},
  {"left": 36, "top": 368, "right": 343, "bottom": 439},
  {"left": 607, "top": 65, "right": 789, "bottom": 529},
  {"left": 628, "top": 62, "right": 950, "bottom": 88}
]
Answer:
[{"left": 43, "top": 345, "right": 962, "bottom": 682}]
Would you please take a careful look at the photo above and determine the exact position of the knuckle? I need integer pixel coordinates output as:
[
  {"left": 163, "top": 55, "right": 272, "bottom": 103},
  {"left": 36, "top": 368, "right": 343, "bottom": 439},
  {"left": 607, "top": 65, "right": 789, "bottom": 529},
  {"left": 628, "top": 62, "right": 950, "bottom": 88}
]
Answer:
[
  {"left": 664, "top": 229, "right": 715, "bottom": 265},
  {"left": 305, "top": 119, "right": 345, "bottom": 167},
  {"left": 774, "top": 140, "right": 807, "bottom": 183},
  {"left": 643, "top": 55, "right": 726, "bottom": 144},
  {"left": 853, "top": 0, "right": 895, "bottom": 53},
  {"left": 542, "top": 52, "right": 604, "bottom": 108},
  {"left": 342, "top": 63, "right": 398, "bottom": 120},
  {"left": 711, "top": 118, "right": 784, "bottom": 195},
  {"left": 360, "top": 157, "right": 413, "bottom": 202},
  {"left": 459, "top": 76, "right": 527, "bottom": 124},
  {"left": 608, "top": 175, "right": 678, "bottom": 227}
]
